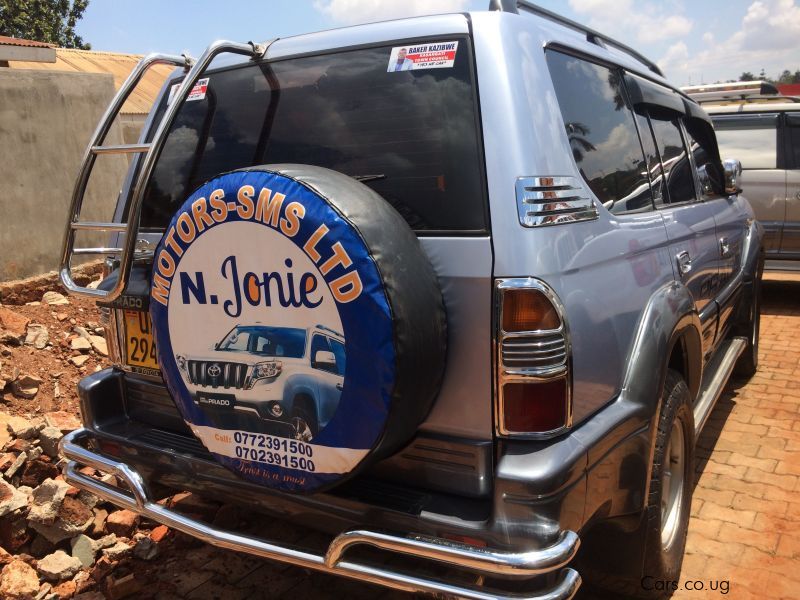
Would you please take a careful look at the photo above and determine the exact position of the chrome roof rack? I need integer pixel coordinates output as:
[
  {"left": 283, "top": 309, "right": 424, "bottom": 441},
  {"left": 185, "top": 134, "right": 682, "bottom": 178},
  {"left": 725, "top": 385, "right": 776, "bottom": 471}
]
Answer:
[
  {"left": 694, "top": 95, "right": 800, "bottom": 106},
  {"left": 682, "top": 81, "right": 799, "bottom": 105},
  {"left": 488, "top": 0, "right": 663, "bottom": 77}
]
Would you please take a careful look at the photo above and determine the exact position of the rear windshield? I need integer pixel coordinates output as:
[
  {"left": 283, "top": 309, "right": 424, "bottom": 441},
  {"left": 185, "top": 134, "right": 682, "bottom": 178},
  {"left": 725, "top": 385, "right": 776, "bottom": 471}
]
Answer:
[{"left": 140, "top": 39, "right": 486, "bottom": 233}]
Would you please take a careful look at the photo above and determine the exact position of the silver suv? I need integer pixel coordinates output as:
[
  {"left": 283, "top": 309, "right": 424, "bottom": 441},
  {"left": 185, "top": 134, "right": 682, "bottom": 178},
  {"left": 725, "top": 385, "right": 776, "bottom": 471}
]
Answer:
[
  {"left": 58, "top": 2, "right": 762, "bottom": 599},
  {"left": 684, "top": 81, "right": 800, "bottom": 266}
]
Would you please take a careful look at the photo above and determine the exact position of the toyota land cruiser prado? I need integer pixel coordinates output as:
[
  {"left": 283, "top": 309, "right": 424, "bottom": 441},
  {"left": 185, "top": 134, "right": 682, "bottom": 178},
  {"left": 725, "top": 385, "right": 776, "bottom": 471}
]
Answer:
[{"left": 58, "top": 2, "right": 763, "bottom": 598}]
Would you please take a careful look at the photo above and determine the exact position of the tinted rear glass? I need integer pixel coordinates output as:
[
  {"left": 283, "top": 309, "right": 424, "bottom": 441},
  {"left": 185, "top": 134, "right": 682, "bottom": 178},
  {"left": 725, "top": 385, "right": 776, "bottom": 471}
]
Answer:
[{"left": 140, "top": 40, "right": 486, "bottom": 233}]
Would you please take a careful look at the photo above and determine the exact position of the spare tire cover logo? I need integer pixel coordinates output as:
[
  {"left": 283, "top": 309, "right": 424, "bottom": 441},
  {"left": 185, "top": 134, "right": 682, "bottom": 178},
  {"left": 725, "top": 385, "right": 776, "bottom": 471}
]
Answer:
[{"left": 150, "top": 169, "right": 395, "bottom": 493}]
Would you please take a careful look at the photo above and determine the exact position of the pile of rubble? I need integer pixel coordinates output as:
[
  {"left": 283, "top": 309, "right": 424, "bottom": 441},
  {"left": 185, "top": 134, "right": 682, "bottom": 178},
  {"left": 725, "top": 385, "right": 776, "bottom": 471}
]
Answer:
[
  {"left": 0, "top": 411, "right": 174, "bottom": 599},
  {"left": 0, "top": 285, "right": 248, "bottom": 598},
  {"left": 0, "top": 290, "right": 109, "bottom": 418},
  {"left": 0, "top": 287, "right": 178, "bottom": 598}
]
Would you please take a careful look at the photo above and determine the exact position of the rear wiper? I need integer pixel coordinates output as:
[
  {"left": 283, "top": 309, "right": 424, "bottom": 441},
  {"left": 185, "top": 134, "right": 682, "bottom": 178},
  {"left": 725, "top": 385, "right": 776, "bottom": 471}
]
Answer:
[{"left": 351, "top": 174, "right": 386, "bottom": 183}]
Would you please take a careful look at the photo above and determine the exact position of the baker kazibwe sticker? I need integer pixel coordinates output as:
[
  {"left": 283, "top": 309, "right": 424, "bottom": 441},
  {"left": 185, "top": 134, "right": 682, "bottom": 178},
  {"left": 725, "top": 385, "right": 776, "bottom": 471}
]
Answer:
[
  {"left": 386, "top": 41, "right": 458, "bottom": 72},
  {"left": 149, "top": 169, "right": 396, "bottom": 493}
]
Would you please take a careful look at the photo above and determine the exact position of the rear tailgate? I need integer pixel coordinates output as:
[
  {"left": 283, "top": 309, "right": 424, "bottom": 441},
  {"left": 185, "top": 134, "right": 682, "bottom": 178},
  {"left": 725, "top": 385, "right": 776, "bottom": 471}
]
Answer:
[{"left": 111, "top": 20, "right": 494, "bottom": 497}]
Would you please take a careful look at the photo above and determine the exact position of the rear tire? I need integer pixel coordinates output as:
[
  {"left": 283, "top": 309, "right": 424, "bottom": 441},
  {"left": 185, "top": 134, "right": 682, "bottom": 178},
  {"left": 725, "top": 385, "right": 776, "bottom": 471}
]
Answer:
[
  {"left": 585, "top": 370, "right": 694, "bottom": 599},
  {"left": 642, "top": 370, "right": 694, "bottom": 592}
]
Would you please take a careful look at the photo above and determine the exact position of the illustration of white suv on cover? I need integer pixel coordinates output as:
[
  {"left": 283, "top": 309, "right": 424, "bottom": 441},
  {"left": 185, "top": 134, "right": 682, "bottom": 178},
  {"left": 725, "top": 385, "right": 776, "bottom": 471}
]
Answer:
[{"left": 175, "top": 324, "right": 345, "bottom": 441}]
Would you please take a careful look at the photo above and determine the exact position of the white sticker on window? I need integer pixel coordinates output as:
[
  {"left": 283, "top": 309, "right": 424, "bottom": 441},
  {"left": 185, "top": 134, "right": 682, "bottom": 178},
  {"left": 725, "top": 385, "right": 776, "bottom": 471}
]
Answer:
[
  {"left": 186, "top": 77, "right": 210, "bottom": 102},
  {"left": 166, "top": 82, "right": 180, "bottom": 106},
  {"left": 387, "top": 41, "right": 458, "bottom": 72}
]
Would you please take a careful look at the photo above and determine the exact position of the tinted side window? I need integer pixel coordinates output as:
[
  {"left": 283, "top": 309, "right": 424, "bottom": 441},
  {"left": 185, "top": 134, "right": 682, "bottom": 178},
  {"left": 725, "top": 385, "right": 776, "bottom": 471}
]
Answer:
[
  {"left": 713, "top": 114, "right": 778, "bottom": 169},
  {"left": 546, "top": 51, "right": 653, "bottom": 214},
  {"left": 787, "top": 113, "right": 800, "bottom": 169},
  {"left": 650, "top": 115, "right": 696, "bottom": 205},
  {"left": 633, "top": 110, "right": 667, "bottom": 205},
  {"left": 684, "top": 119, "right": 725, "bottom": 200}
]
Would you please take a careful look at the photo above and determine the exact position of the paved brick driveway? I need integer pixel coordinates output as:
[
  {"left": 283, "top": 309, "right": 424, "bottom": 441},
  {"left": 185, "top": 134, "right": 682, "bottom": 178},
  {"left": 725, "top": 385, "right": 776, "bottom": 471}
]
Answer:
[{"left": 671, "top": 272, "right": 800, "bottom": 600}]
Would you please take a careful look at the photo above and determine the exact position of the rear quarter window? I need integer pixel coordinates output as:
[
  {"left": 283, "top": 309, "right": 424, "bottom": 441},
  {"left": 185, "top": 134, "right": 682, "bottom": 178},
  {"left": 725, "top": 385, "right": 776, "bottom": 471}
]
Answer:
[{"left": 545, "top": 50, "right": 653, "bottom": 214}]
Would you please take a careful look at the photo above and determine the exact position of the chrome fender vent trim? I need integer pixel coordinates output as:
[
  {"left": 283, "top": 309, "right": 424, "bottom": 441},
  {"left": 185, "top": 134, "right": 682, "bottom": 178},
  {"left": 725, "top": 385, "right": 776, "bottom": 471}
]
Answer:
[{"left": 515, "top": 176, "right": 598, "bottom": 228}]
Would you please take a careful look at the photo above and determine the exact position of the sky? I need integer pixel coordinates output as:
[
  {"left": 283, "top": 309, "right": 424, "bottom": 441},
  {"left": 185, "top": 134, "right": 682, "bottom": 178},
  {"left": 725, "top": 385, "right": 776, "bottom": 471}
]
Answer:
[{"left": 75, "top": 0, "right": 800, "bottom": 85}]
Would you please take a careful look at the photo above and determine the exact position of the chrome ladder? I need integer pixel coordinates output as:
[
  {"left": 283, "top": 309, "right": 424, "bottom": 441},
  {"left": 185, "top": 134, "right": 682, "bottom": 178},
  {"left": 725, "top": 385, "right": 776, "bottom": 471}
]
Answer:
[{"left": 60, "top": 40, "right": 266, "bottom": 301}]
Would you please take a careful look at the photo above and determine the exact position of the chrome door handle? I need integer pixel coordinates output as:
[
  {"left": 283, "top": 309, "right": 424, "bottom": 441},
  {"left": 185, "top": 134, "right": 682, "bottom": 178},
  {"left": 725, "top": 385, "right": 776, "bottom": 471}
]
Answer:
[
  {"left": 719, "top": 237, "right": 731, "bottom": 258},
  {"left": 676, "top": 251, "right": 692, "bottom": 276}
]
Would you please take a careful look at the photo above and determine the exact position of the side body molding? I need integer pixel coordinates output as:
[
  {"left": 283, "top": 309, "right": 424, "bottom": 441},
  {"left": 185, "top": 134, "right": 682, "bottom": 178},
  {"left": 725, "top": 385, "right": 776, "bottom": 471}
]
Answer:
[
  {"left": 580, "top": 281, "right": 701, "bottom": 524},
  {"left": 621, "top": 281, "right": 703, "bottom": 411}
]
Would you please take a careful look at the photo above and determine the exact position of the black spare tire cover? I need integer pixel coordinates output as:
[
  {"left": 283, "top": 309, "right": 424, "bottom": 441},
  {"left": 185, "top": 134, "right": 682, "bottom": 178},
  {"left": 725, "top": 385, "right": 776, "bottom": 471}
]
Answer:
[{"left": 149, "top": 165, "right": 446, "bottom": 493}]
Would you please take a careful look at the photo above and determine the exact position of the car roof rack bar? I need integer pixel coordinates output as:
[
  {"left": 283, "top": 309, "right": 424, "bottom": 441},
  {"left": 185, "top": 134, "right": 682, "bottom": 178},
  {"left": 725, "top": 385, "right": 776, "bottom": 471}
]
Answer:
[
  {"left": 681, "top": 80, "right": 800, "bottom": 104},
  {"left": 489, "top": 0, "right": 663, "bottom": 77},
  {"left": 694, "top": 95, "right": 800, "bottom": 105}
]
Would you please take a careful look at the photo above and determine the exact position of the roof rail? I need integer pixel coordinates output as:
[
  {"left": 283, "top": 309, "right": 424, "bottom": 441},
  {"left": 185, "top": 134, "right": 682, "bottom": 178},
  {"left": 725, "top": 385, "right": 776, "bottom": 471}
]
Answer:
[
  {"left": 680, "top": 80, "right": 798, "bottom": 104},
  {"left": 488, "top": 0, "right": 663, "bottom": 77},
  {"left": 693, "top": 95, "right": 800, "bottom": 106}
]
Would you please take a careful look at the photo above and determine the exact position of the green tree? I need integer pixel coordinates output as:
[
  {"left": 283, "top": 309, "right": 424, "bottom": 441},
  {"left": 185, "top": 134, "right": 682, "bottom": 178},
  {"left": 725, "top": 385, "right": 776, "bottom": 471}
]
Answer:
[
  {"left": 739, "top": 71, "right": 755, "bottom": 81},
  {"left": 778, "top": 69, "right": 794, "bottom": 84},
  {"left": 0, "top": 0, "right": 90, "bottom": 49}
]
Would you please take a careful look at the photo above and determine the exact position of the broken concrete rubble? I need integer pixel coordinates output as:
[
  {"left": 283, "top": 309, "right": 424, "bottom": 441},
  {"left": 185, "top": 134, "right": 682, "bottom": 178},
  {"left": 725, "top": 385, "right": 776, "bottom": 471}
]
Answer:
[
  {"left": 0, "top": 559, "right": 40, "bottom": 599},
  {"left": 23, "top": 324, "right": 49, "bottom": 350},
  {"left": 37, "top": 427, "right": 62, "bottom": 458},
  {"left": 88, "top": 335, "right": 107, "bottom": 357},
  {"left": 11, "top": 374, "right": 43, "bottom": 400},
  {"left": 0, "top": 307, "right": 30, "bottom": 345},
  {"left": 27, "top": 478, "right": 70, "bottom": 525},
  {"left": 69, "top": 355, "right": 89, "bottom": 368},
  {"left": 105, "top": 509, "right": 138, "bottom": 537},
  {"left": 43, "top": 412, "right": 80, "bottom": 433},
  {"left": 37, "top": 549, "right": 82, "bottom": 582},
  {"left": 41, "top": 292, "right": 69, "bottom": 306},
  {"left": 0, "top": 479, "right": 28, "bottom": 517},
  {"left": 6, "top": 415, "right": 36, "bottom": 440},
  {"left": 70, "top": 337, "right": 91, "bottom": 353}
]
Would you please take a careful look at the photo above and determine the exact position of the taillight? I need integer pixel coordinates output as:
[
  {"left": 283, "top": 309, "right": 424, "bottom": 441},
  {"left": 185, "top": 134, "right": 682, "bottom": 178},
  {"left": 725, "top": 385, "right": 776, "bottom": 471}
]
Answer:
[
  {"left": 502, "top": 288, "right": 560, "bottom": 331},
  {"left": 495, "top": 279, "right": 571, "bottom": 437}
]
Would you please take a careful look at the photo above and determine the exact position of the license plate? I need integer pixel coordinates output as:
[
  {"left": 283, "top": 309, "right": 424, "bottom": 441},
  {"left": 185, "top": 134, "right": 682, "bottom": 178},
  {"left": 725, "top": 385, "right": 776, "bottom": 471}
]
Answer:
[{"left": 123, "top": 310, "right": 159, "bottom": 371}]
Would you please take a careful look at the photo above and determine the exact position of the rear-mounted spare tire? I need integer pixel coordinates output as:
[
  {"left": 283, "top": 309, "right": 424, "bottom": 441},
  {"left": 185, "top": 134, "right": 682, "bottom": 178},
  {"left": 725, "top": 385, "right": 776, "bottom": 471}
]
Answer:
[{"left": 149, "top": 164, "right": 446, "bottom": 493}]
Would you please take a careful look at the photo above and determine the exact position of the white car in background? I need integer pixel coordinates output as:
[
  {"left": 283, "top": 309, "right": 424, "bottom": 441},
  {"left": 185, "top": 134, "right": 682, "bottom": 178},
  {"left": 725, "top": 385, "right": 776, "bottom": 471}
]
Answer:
[{"left": 176, "top": 323, "right": 345, "bottom": 441}]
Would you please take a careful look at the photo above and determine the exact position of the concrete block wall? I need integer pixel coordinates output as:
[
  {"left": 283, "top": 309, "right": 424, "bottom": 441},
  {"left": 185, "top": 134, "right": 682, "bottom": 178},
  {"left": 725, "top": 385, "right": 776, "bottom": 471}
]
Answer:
[{"left": 0, "top": 69, "right": 129, "bottom": 281}]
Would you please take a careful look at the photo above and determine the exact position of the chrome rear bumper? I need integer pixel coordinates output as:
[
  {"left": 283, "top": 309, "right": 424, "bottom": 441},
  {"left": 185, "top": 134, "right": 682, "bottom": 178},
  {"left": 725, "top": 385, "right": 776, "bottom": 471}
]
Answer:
[{"left": 60, "top": 428, "right": 581, "bottom": 599}]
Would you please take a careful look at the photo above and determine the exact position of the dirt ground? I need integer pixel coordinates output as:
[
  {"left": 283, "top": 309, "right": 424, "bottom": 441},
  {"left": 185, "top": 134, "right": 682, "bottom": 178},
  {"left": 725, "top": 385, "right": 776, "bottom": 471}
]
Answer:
[
  {"left": 0, "top": 294, "right": 108, "bottom": 418},
  {"left": 1, "top": 272, "right": 799, "bottom": 599}
]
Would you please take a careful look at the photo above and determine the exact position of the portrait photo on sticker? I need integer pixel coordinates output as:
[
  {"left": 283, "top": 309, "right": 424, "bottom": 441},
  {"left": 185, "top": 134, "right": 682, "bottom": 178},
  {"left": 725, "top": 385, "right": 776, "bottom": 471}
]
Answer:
[{"left": 386, "top": 41, "right": 458, "bottom": 72}]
